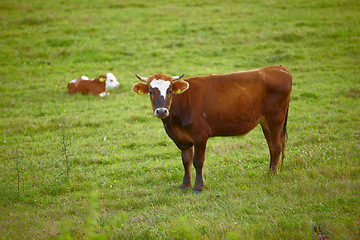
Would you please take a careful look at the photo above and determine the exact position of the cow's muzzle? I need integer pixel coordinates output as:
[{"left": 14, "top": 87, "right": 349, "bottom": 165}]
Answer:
[{"left": 154, "top": 108, "right": 169, "bottom": 118}]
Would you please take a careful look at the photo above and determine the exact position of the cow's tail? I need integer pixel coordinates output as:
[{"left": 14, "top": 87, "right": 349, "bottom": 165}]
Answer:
[{"left": 280, "top": 106, "right": 289, "bottom": 172}]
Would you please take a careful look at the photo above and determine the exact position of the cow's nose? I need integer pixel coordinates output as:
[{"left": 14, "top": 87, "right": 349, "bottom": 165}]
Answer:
[
  {"left": 156, "top": 108, "right": 168, "bottom": 115},
  {"left": 154, "top": 108, "right": 169, "bottom": 118}
]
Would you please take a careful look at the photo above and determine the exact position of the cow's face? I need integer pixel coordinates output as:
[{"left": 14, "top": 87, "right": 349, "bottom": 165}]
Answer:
[
  {"left": 105, "top": 73, "right": 120, "bottom": 89},
  {"left": 132, "top": 73, "right": 189, "bottom": 119}
]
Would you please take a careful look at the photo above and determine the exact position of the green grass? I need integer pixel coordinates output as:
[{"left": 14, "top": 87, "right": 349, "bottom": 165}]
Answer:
[{"left": 1, "top": 0, "right": 359, "bottom": 239}]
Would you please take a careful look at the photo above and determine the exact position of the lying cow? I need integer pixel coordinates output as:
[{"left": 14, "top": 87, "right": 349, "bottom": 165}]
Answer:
[
  {"left": 67, "top": 73, "right": 119, "bottom": 97},
  {"left": 132, "top": 65, "right": 292, "bottom": 193}
]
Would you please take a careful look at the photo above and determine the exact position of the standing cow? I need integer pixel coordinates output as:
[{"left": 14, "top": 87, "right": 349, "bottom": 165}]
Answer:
[{"left": 132, "top": 65, "right": 292, "bottom": 192}]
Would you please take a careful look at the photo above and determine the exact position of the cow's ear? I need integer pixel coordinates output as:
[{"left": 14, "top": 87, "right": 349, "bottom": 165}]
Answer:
[
  {"left": 132, "top": 83, "right": 149, "bottom": 95},
  {"left": 98, "top": 75, "right": 106, "bottom": 82},
  {"left": 172, "top": 80, "right": 189, "bottom": 94}
]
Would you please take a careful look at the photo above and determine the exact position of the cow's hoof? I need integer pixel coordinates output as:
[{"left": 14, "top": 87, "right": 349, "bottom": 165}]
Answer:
[
  {"left": 179, "top": 184, "right": 191, "bottom": 189},
  {"left": 269, "top": 165, "right": 279, "bottom": 175},
  {"left": 192, "top": 185, "right": 203, "bottom": 193}
]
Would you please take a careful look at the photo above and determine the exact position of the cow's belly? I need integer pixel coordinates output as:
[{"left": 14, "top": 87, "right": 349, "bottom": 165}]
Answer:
[
  {"left": 209, "top": 116, "right": 260, "bottom": 137},
  {"left": 204, "top": 100, "right": 262, "bottom": 137}
]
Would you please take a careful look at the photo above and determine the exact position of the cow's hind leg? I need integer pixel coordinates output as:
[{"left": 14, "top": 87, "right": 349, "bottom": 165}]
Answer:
[
  {"left": 269, "top": 125, "right": 283, "bottom": 174},
  {"left": 260, "top": 119, "right": 284, "bottom": 174},
  {"left": 180, "top": 147, "right": 193, "bottom": 189}
]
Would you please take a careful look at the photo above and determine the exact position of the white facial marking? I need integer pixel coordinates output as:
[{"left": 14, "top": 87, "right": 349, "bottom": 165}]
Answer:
[
  {"left": 150, "top": 79, "right": 170, "bottom": 99},
  {"left": 105, "top": 73, "right": 120, "bottom": 90}
]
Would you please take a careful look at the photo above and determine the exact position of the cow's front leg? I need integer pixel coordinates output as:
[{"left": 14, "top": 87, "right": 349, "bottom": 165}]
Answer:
[
  {"left": 180, "top": 147, "right": 193, "bottom": 189},
  {"left": 193, "top": 141, "right": 207, "bottom": 193}
]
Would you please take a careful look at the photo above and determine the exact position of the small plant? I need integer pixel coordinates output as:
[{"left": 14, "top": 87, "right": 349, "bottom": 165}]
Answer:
[
  {"left": 16, "top": 157, "right": 20, "bottom": 199},
  {"left": 60, "top": 121, "right": 71, "bottom": 180},
  {"left": 86, "top": 191, "right": 107, "bottom": 240},
  {"left": 313, "top": 226, "right": 330, "bottom": 240},
  {"left": 14, "top": 150, "right": 21, "bottom": 201}
]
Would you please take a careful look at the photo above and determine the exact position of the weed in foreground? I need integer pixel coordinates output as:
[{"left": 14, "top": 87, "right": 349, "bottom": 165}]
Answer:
[{"left": 60, "top": 121, "right": 71, "bottom": 180}]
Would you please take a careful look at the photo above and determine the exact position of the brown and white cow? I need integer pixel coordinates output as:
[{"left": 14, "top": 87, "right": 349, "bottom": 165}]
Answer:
[
  {"left": 67, "top": 73, "right": 119, "bottom": 97},
  {"left": 132, "top": 65, "right": 292, "bottom": 192}
]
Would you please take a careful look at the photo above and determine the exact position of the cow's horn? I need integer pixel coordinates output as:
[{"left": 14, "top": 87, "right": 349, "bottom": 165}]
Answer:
[
  {"left": 172, "top": 74, "right": 184, "bottom": 81},
  {"left": 135, "top": 74, "right": 148, "bottom": 82}
]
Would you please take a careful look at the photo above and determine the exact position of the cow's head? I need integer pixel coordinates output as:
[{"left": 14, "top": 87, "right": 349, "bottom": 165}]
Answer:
[
  {"left": 132, "top": 73, "right": 189, "bottom": 119},
  {"left": 104, "top": 73, "right": 120, "bottom": 89}
]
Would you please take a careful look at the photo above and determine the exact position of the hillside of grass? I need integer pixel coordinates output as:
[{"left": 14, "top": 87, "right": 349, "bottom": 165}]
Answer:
[{"left": 1, "top": 0, "right": 359, "bottom": 239}]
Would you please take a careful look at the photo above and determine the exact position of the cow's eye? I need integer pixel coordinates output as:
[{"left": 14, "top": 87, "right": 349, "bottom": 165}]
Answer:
[
  {"left": 168, "top": 88, "right": 173, "bottom": 94},
  {"left": 149, "top": 90, "right": 154, "bottom": 95}
]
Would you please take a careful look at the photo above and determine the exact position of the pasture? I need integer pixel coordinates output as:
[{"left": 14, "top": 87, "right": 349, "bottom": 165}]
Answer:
[{"left": 1, "top": 0, "right": 359, "bottom": 239}]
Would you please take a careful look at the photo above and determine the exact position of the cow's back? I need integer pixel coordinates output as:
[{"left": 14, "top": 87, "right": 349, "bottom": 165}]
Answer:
[{"left": 68, "top": 79, "right": 105, "bottom": 95}]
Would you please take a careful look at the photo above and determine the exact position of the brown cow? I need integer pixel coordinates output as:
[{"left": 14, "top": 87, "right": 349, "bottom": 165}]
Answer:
[
  {"left": 132, "top": 65, "right": 292, "bottom": 192},
  {"left": 67, "top": 73, "right": 119, "bottom": 97}
]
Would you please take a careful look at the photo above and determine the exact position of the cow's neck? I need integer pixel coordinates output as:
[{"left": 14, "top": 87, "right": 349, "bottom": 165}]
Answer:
[
  {"left": 160, "top": 110, "right": 193, "bottom": 150},
  {"left": 161, "top": 112, "right": 176, "bottom": 130}
]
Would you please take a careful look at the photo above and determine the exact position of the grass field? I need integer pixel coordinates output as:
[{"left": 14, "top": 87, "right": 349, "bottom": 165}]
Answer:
[{"left": 1, "top": 0, "right": 359, "bottom": 239}]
